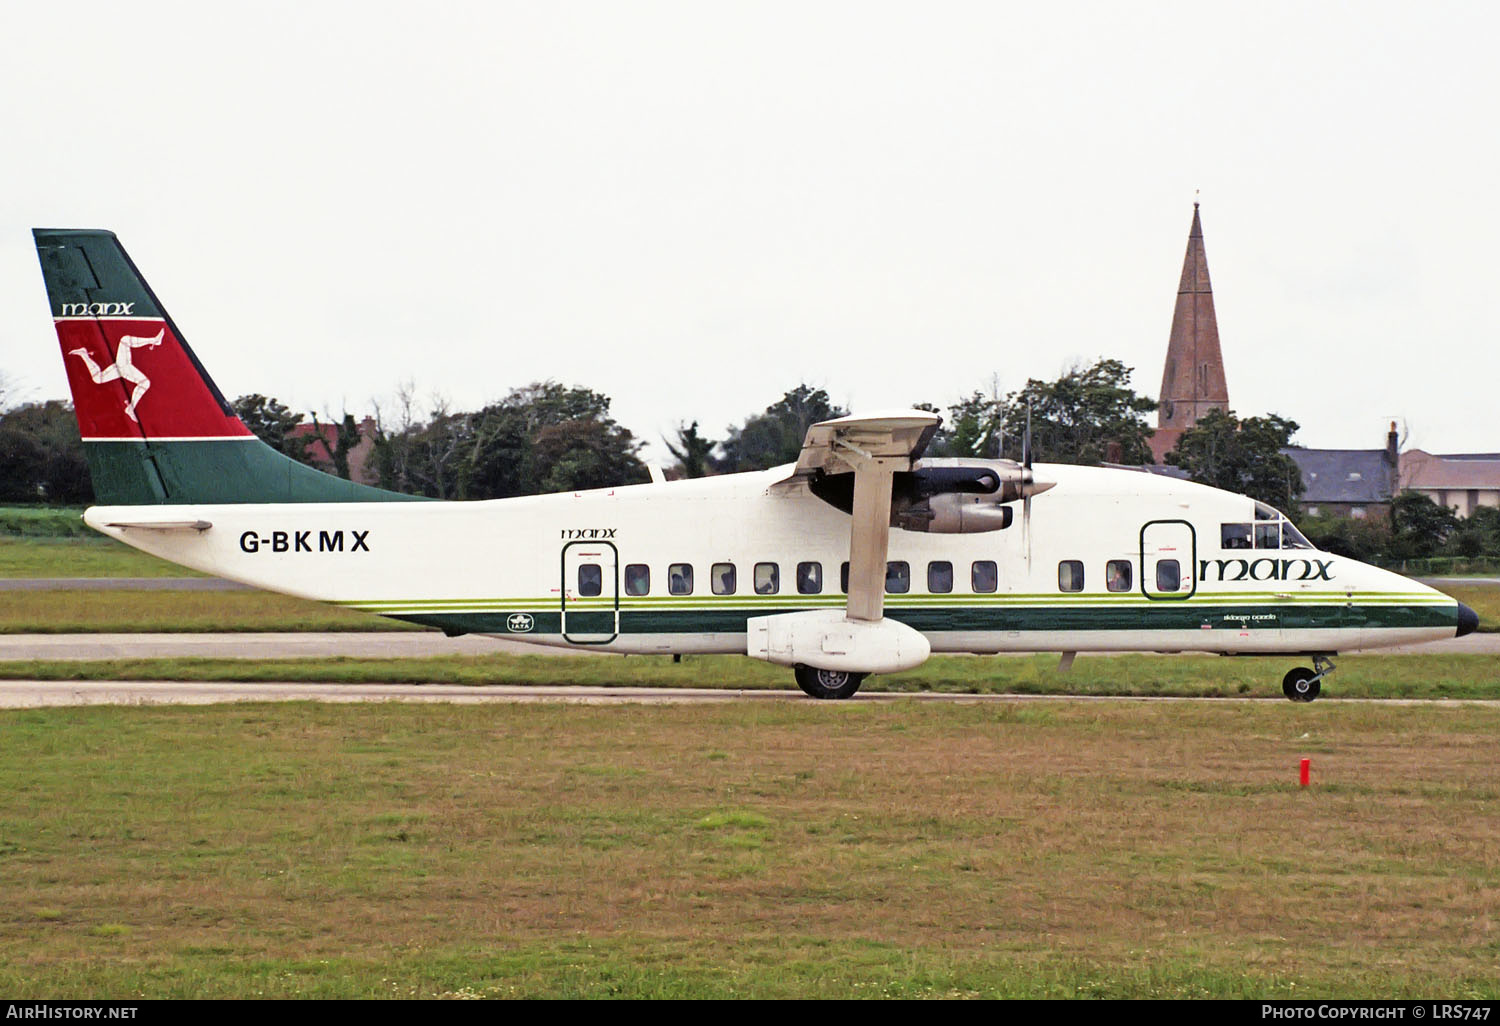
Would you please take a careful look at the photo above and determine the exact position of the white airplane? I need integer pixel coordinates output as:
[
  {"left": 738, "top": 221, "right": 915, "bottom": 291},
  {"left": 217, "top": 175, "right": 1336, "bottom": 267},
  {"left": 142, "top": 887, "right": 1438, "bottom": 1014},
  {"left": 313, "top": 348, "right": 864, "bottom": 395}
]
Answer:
[{"left": 34, "top": 229, "right": 1477, "bottom": 701}]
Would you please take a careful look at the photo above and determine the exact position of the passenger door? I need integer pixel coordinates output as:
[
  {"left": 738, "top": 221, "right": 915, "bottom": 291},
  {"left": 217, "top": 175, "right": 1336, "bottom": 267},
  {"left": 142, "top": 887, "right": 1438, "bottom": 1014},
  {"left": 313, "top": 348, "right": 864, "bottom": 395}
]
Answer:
[
  {"left": 561, "top": 541, "right": 618, "bottom": 643},
  {"left": 1140, "top": 520, "right": 1196, "bottom": 600}
]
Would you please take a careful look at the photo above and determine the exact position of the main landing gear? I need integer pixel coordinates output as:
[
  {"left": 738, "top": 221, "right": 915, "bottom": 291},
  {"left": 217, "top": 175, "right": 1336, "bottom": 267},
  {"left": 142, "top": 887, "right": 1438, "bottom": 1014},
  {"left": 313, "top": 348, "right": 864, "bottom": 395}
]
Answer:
[
  {"left": 794, "top": 665, "right": 867, "bottom": 700},
  {"left": 1282, "top": 655, "right": 1336, "bottom": 703}
]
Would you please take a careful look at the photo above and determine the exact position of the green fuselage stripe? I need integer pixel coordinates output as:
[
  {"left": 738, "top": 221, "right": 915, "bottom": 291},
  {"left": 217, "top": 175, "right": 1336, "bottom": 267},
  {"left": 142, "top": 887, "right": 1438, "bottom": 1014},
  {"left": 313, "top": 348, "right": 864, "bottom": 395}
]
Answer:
[{"left": 377, "top": 600, "right": 1460, "bottom": 639}]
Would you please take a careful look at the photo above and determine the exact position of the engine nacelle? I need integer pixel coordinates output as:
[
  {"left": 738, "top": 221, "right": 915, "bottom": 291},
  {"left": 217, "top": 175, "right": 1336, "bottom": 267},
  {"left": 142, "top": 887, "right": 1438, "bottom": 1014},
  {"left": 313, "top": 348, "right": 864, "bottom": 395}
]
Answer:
[
  {"left": 895, "top": 492, "right": 1016, "bottom": 533},
  {"left": 745, "top": 609, "right": 931, "bottom": 674}
]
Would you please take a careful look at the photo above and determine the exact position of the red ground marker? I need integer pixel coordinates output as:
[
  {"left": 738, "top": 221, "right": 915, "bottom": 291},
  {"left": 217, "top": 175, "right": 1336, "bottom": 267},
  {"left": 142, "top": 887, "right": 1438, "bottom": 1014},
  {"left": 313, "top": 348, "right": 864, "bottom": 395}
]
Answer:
[{"left": 1299, "top": 758, "right": 1311, "bottom": 787}]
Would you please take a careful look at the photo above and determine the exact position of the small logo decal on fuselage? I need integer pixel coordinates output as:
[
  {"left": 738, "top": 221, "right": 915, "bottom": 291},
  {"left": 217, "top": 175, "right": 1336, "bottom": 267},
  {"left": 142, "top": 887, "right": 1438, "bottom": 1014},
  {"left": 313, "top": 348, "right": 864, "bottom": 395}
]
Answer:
[{"left": 507, "top": 613, "right": 535, "bottom": 633}]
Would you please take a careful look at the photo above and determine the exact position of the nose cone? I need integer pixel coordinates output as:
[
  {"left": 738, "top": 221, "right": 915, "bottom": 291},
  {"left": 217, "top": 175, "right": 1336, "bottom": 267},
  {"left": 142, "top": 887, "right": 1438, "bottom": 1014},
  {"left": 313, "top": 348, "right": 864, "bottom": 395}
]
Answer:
[{"left": 1456, "top": 602, "right": 1480, "bottom": 637}]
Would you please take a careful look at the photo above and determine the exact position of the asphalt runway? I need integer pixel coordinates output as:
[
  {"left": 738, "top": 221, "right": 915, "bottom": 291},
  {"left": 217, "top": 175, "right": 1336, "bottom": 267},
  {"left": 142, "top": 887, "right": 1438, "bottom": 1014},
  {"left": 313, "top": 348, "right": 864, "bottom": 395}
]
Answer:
[
  {"left": 3, "top": 680, "right": 1498, "bottom": 709},
  {"left": 2, "top": 631, "right": 1497, "bottom": 661}
]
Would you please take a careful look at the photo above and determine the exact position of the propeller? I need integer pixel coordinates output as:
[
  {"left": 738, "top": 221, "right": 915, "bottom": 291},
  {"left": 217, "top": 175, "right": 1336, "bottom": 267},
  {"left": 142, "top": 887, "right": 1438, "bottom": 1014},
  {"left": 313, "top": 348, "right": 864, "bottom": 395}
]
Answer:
[{"left": 1022, "top": 404, "right": 1033, "bottom": 569}]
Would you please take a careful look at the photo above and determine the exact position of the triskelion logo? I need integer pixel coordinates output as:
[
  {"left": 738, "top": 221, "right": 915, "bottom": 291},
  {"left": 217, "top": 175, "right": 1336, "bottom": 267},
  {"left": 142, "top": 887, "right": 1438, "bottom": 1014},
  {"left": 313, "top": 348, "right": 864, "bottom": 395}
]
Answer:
[
  {"left": 68, "top": 329, "right": 165, "bottom": 421},
  {"left": 507, "top": 613, "right": 535, "bottom": 633}
]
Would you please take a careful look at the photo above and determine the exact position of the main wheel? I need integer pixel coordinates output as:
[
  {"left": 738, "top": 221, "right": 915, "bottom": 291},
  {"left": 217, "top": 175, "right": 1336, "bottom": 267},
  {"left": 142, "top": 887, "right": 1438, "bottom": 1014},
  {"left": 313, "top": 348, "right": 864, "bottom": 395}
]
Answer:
[
  {"left": 1282, "top": 667, "right": 1321, "bottom": 702},
  {"left": 793, "top": 665, "right": 866, "bottom": 700}
]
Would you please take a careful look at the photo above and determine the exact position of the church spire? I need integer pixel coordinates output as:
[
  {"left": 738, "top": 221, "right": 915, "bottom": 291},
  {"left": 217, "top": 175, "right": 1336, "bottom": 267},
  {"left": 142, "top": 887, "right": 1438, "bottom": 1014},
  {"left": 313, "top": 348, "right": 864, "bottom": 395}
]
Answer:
[{"left": 1150, "top": 202, "right": 1230, "bottom": 462}]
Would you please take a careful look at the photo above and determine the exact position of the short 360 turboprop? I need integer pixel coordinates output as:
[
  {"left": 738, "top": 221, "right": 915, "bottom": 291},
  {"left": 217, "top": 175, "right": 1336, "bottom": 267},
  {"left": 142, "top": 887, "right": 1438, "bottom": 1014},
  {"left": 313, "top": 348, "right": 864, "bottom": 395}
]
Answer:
[{"left": 34, "top": 229, "right": 1477, "bottom": 700}]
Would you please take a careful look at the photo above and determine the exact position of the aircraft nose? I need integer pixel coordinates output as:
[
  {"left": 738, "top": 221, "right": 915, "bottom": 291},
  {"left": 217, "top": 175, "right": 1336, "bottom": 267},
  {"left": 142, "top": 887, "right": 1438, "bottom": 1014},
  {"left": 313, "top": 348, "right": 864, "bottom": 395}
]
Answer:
[{"left": 1456, "top": 602, "right": 1480, "bottom": 637}]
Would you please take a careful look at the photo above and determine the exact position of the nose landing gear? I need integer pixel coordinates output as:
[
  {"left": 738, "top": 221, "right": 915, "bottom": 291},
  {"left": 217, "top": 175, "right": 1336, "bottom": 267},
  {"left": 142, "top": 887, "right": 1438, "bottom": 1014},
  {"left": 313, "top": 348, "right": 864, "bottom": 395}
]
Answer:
[{"left": 1282, "top": 655, "right": 1336, "bottom": 702}]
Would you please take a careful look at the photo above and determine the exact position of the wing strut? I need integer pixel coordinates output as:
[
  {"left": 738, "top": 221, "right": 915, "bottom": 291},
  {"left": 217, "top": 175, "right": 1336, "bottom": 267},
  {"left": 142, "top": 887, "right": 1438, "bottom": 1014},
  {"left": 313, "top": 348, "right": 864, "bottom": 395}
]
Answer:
[
  {"left": 844, "top": 446, "right": 895, "bottom": 623},
  {"left": 767, "top": 409, "right": 941, "bottom": 623}
]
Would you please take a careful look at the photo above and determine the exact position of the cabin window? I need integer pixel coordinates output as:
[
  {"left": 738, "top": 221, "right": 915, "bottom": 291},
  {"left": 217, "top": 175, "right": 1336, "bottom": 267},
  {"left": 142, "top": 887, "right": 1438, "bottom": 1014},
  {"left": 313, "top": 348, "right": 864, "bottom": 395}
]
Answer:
[
  {"left": 712, "top": 562, "right": 737, "bottom": 595},
  {"left": 841, "top": 561, "right": 850, "bottom": 592},
  {"left": 796, "top": 561, "right": 822, "bottom": 595},
  {"left": 668, "top": 563, "right": 693, "bottom": 595},
  {"left": 927, "top": 561, "right": 953, "bottom": 594},
  {"left": 624, "top": 564, "right": 650, "bottom": 596},
  {"left": 1157, "top": 559, "right": 1181, "bottom": 592},
  {"left": 886, "top": 561, "right": 910, "bottom": 594},
  {"left": 1255, "top": 523, "right": 1281, "bottom": 549},
  {"left": 1221, "top": 523, "right": 1252, "bottom": 549},
  {"left": 972, "top": 560, "right": 997, "bottom": 593},
  {"left": 1058, "top": 560, "right": 1084, "bottom": 593},
  {"left": 578, "top": 563, "right": 603, "bottom": 597},
  {"left": 1105, "top": 559, "right": 1132, "bottom": 593},
  {"left": 754, "top": 562, "right": 780, "bottom": 595}
]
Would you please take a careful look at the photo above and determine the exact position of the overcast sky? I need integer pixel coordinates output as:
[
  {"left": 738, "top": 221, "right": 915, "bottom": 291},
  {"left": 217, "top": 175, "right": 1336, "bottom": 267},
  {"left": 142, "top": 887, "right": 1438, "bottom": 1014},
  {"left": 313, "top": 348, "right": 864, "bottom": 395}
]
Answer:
[{"left": 2, "top": 1, "right": 1496, "bottom": 462}]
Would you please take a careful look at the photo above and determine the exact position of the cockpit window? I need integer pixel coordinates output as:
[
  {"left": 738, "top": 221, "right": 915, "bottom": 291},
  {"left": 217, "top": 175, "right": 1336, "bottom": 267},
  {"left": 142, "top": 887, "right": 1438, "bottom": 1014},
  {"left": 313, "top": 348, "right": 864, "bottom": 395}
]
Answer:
[
  {"left": 1282, "top": 522, "right": 1314, "bottom": 549},
  {"left": 1221, "top": 524, "right": 1253, "bottom": 549},
  {"left": 1233, "top": 503, "right": 1316, "bottom": 550}
]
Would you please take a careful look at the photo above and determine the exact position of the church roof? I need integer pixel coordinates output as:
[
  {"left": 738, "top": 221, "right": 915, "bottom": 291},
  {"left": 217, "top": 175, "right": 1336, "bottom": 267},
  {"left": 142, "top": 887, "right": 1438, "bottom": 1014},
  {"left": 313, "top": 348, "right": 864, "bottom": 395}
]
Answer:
[{"left": 1151, "top": 203, "right": 1230, "bottom": 463}]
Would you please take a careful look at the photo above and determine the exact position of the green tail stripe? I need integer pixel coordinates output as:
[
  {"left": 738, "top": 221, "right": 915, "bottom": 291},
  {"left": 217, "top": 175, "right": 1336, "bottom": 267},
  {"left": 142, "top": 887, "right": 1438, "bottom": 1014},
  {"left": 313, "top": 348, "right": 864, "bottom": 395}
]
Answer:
[{"left": 86, "top": 439, "right": 424, "bottom": 505}]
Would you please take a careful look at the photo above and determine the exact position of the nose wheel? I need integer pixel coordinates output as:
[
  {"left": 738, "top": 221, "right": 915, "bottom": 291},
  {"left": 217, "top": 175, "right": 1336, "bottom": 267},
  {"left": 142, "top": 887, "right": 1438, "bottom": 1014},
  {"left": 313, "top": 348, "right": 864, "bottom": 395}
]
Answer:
[{"left": 1282, "top": 655, "right": 1335, "bottom": 702}]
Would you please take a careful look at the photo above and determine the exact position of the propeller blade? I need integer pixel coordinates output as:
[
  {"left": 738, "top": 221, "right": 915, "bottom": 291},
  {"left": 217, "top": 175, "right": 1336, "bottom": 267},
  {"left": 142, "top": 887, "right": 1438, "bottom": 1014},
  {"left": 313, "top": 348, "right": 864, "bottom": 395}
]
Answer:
[
  {"left": 1023, "top": 403, "right": 1033, "bottom": 569},
  {"left": 1023, "top": 405, "right": 1032, "bottom": 472}
]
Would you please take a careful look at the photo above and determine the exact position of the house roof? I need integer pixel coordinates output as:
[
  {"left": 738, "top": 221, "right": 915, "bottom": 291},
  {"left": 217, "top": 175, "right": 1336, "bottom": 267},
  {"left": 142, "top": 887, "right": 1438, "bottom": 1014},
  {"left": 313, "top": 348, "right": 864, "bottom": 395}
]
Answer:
[
  {"left": 1282, "top": 448, "right": 1393, "bottom": 505},
  {"left": 1401, "top": 449, "right": 1500, "bottom": 491}
]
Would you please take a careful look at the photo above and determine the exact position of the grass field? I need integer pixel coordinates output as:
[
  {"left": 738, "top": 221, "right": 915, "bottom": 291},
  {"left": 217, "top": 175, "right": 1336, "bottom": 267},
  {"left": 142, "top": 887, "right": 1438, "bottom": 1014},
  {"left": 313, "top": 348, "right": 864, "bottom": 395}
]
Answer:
[
  {"left": 0, "top": 537, "right": 203, "bottom": 578},
  {"left": 0, "top": 507, "right": 90, "bottom": 538},
  {"left": 1, "top": 651, "right": 1499, "bottom": 701},
  {"left": 1436, "top": 583, "right": 1500, "bottom": 632},
  {"left": 0, "top": 589, "right": 419, "bottom": 633},
  {"left": 0, "top": 699, "right": 1495, "bottom": 998}
]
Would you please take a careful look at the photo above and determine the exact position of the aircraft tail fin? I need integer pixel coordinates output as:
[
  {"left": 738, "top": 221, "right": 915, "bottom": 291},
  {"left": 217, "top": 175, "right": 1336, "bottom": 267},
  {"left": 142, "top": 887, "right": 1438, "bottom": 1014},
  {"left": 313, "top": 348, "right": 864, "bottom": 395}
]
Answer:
[{"left": 34, "top": 229, "right": 417, "bottom": 505}]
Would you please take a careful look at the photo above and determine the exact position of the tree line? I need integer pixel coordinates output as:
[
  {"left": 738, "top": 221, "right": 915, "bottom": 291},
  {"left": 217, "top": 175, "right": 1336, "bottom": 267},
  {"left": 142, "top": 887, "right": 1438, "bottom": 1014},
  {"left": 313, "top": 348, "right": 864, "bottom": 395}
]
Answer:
[{"left": 0, "top": 359, "right": 1487, "bottom": 563}]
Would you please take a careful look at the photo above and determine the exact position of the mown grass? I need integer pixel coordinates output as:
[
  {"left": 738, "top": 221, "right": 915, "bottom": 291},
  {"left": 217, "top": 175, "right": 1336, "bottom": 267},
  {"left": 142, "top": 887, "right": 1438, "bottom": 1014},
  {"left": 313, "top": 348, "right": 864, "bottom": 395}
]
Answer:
[
  {"left": 0, "top": 700, "right": 1495, "bottom": 998},
  {"left": 0, "top": 590, "right": 419, "bottom": 633},
  {"left": 1, "top": 651, "right": 1497, "bottom": 701},
  {"left": 0, "top": 537, "right": 205, "bottom": 579},
  {"left": 1436, "top": 582, "right": 1500, "bottom": 632},
  {"left": 0, "top": 506, "right": 90, "bottom": 538}
]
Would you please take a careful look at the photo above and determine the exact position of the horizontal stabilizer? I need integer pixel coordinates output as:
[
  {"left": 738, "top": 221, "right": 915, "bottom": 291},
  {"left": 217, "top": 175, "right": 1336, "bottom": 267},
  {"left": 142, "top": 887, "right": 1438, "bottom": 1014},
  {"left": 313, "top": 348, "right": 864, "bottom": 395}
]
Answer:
[{"left": 101, "top": 519, "right": 212, "bottom": 532}]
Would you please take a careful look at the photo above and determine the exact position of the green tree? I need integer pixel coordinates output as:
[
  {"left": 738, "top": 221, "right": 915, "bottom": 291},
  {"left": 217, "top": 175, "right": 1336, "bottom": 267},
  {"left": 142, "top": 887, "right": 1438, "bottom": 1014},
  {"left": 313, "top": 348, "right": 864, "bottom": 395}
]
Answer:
[
  {"left": 0, "top": 400, "right": 92, "bottom": 504},
  {"left": 1000, "top": 359, "right": 1157, "bottom": 465},
  {"left": 719, "top": 385, "right": 846, "bottom": 472},
  {"left": 1166, "top": 408, "right": 1304, "bottom": 511},
  {"left": 306, "top": 411, "right": 363, "bottom": 481},
  {"left": 231, "top": 394, "right": 315, "bottom": 464},
  {"left": 1297, "top": 510, "right": 1394, "bottom": 563},
  {"left": 1389, "top": 491, "right": 1460, "bottom": 560},
  {"left": 1447, "top": 505, "right": 1500, "bottom": 556},
  {"left": 534, "top": 418, "right": 647, "bottom": 493},
  {"left": 665, "top": 421, "right": 718, "bottom": 478},
  {"left": 927, "top": 390, "right": 1006, "bottom": 459},
  {"left": 375, "top": 382, "right": 645, "bottom": 499},
  {"left": 463, "top": 382, "right": 642, "bottom": 498}
]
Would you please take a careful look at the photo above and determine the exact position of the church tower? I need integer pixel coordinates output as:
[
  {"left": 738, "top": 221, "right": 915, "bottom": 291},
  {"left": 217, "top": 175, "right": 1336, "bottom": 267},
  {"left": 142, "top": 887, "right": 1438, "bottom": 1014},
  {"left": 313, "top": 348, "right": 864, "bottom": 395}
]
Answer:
[{"left": 1149, "top": 203, "right": 1230, "bottom": 462}]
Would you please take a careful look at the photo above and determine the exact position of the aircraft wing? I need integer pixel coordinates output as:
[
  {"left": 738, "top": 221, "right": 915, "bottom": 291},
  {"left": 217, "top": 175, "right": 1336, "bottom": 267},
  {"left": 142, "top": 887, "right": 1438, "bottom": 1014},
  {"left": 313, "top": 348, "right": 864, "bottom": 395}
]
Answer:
[
  {"left": 776, "top": 410, "right": 941, "bottom": 623},
  {"left": 784, "top": 410, "right": 941, "bottom": 479}
]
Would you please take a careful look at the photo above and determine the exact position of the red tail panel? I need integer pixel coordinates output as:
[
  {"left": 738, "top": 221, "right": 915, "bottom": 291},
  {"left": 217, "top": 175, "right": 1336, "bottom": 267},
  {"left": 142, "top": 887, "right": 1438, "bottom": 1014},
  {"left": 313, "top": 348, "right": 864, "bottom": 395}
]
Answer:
[{"left": 56, "top": 317, "right": 252, "bottom": 441}]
